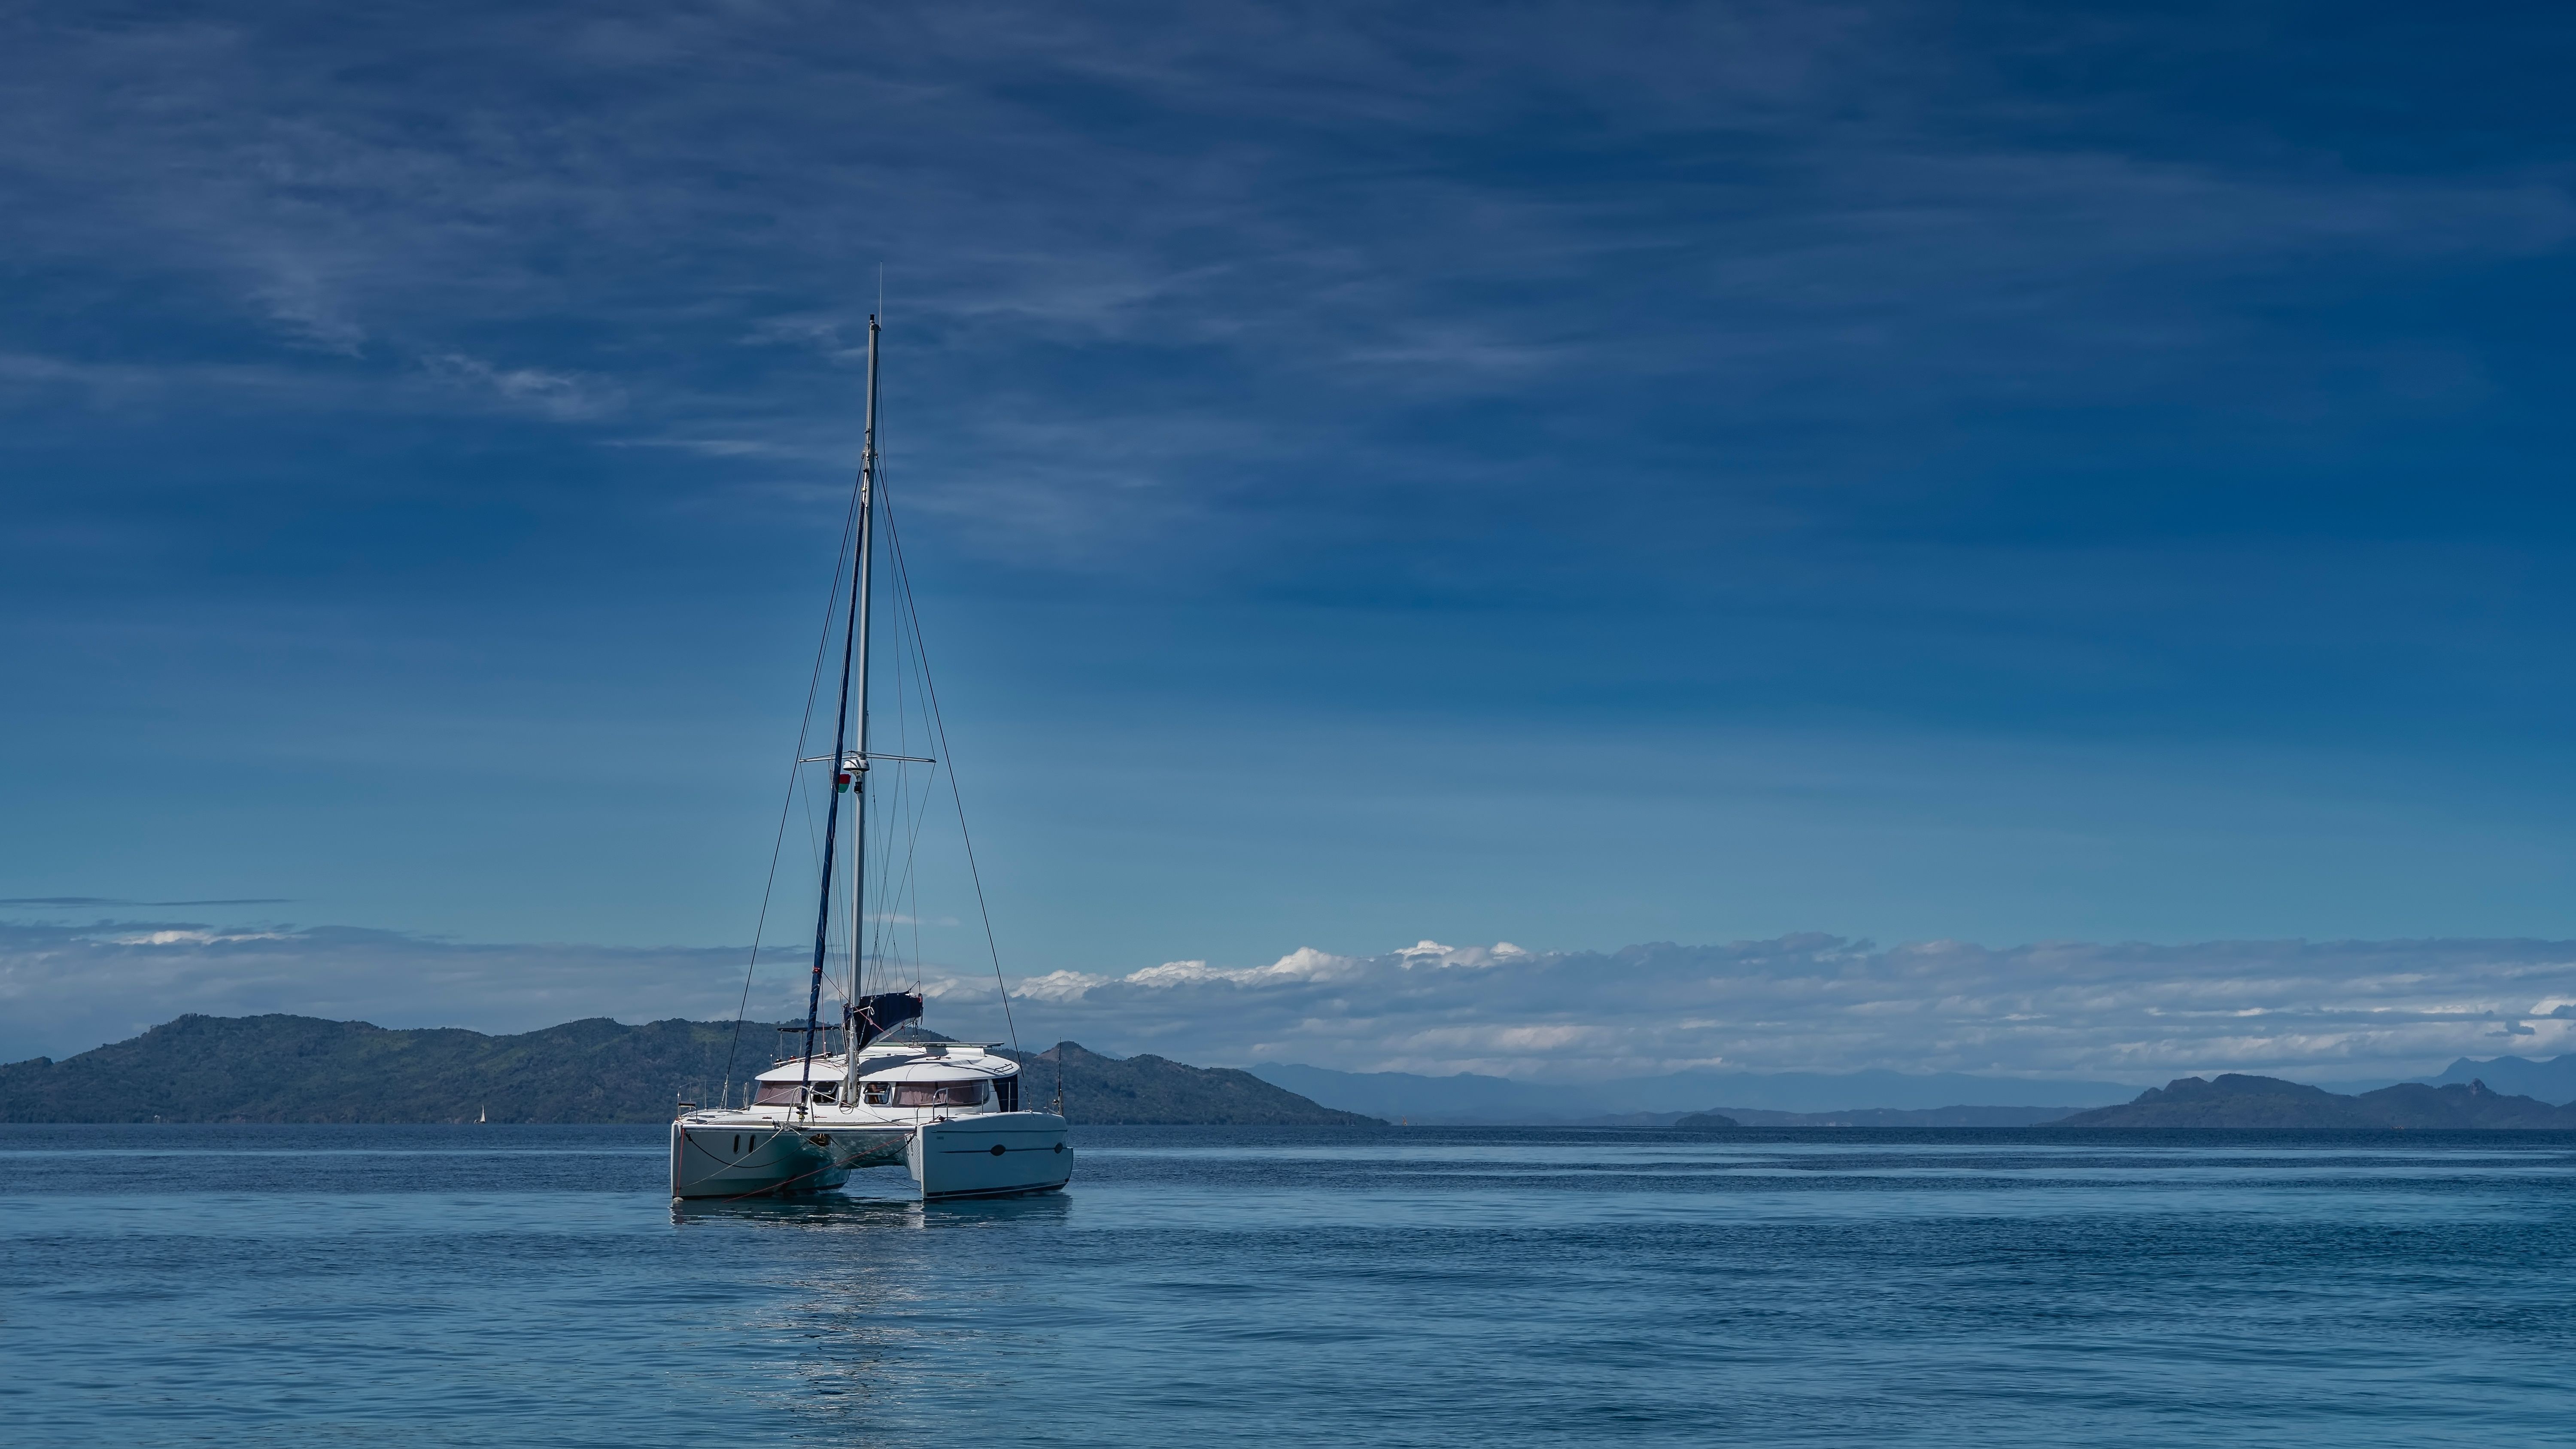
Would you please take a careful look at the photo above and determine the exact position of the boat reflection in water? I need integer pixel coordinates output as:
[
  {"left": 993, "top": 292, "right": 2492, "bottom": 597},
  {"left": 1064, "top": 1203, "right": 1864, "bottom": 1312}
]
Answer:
[{"left": 670, "top": 1173, "right": 1077, "bottom": 1228}]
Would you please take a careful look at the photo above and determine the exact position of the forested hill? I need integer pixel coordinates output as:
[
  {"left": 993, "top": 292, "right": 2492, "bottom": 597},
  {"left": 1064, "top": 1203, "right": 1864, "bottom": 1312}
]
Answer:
[
  {"left": 2058, "top": 1074, "right": 2576, "bottom": 1128},
  {"left": 0, "top": 1015, "right": 1378, "bottom": 1125},
  {"left": 1002, "top": 1042, "right": 1380, "bottom": 1126},
  {"left": 0, "top": 1014, "right": 740, "bottom": 1124}
]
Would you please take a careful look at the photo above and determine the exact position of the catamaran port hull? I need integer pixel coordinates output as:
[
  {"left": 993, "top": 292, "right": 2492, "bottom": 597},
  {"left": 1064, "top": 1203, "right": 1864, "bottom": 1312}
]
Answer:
[
  {"left": 668, "top": 1120, "right": 908, "bottom": 1200},
  {"left": 908, "top": 1112, "right": 1073, "bottom": 1201}
]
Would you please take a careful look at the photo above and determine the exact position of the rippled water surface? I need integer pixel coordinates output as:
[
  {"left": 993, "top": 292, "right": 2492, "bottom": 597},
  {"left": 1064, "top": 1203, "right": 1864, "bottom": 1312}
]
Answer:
[{"left": 5, "top": 1124, "right": 2574, "bottom": 1446}]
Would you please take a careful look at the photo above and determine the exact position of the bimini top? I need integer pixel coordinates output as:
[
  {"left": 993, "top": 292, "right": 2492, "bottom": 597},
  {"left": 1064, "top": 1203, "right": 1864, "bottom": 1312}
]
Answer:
[
  {"left": 751, "top": 1042, "right": 1017, "bottom": 1085},
  {"left": 864, "top": 1057, "right": 1017, "bottom": 1083},
  {"left": 756, "top": 1056, "right": 849, "bottom": 1084}
]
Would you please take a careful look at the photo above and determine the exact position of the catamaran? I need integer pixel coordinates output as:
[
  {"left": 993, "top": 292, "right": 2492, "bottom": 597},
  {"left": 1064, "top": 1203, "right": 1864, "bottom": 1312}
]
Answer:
[{"left": 668, "top": 316, "right": 1072, "bottom": 1203}]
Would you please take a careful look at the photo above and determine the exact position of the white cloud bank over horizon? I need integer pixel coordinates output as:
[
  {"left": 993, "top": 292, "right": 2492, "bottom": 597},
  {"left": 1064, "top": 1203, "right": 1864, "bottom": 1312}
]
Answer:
[{"left": 6, "top": 917, "right": 2575, "bottom": 1085}]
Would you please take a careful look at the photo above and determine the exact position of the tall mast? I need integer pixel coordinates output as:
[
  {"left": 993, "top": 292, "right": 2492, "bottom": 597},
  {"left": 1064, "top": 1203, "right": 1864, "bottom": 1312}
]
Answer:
[
  {"left": 852, "top": 317, "right": 881, "bottom": 1011},
  {"left": 796, "top": 316, "right": 880, "bottom": 1114}
]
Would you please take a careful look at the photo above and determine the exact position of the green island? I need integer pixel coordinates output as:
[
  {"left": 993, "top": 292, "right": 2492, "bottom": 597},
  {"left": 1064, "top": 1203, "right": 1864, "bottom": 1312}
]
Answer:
[{"left": 0, "top": 1014, "right": 1381, "bottom": 1126}]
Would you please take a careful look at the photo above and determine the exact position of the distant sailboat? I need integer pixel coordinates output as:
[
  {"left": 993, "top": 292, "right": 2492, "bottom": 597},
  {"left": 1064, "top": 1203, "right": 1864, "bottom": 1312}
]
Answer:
[
  {"left": 667, "top": 316, "right": 1072, "bottom": 1203},
  {"left": 477, "top": 1106, "right": 486, "bottom": 1124}
]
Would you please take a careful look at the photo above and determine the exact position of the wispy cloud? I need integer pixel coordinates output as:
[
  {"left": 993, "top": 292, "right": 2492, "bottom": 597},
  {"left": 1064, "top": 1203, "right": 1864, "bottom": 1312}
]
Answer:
[
  {"left": 918, "top": 935, "right": 2576, "bottom": 1082},
  {"left": 7, "top": 2, "right": 2566, "bottom": 563},
  {"left": 0, "top": 918, "right": 754, "bottom": 1065},
  {"left": 421, "top": 352, "right": 625, "bottom": 420},
  {"left": 10, "top": 917, "right": 2573, "bottom": 1084},
  {"left": 0, "top": 897, "right": 290, "bottom": 907}
]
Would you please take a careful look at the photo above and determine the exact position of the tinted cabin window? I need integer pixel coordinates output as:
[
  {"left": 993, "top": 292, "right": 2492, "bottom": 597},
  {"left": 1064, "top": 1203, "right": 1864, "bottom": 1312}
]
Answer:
[
  {"left": 996, "top": 1076, "right": 1019, "bottom": 1112},
  {"left": 752, "top": 1081, "right": 805, "bottom": 1106},
  {"left": 892, "top": 1079, "right": 989, "bottom": 1108},
  {"left": 861, "top": 1081, "right": 891, "bottom": 1106}
]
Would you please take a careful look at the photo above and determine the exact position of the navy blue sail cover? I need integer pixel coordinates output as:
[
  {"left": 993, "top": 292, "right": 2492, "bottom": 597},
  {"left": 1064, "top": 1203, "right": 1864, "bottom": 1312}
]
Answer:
[{"left": 851, "top": 991, "right": 925, "bottom": 1046}]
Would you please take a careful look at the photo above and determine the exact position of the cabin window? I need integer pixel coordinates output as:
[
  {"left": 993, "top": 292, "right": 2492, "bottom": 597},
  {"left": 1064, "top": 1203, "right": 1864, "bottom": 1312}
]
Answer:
[
  {"left": 996, "top": 1076, "right": 1019, "bottom": 1112},
  {"left": 808, "top": 1081, "right": 839, "bottom": 1105},
  {"left": 753, "top": 1081, "right": 823, "bottom": 1106},
  {"left": 861, "top": 1081, "right": 892, "bottom": 1106},
  {"left": 892, "top": 1079, "right": 989, "bottom": 1108}
]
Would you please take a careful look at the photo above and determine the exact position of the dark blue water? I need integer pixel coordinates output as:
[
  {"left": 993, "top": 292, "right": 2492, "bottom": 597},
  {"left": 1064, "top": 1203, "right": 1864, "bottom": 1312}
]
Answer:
[{"left": 4, "top": 1125, "right": 2572, "bottom": 1446}]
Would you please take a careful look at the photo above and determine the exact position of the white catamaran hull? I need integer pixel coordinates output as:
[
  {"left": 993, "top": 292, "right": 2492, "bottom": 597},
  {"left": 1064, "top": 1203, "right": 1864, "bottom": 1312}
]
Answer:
[
  {"left": 907, "top": 1112, "right": 1073, "bottom": 1201},
  {"left": 668, "top": 1120, "right": 909, "bottom": 1200}
]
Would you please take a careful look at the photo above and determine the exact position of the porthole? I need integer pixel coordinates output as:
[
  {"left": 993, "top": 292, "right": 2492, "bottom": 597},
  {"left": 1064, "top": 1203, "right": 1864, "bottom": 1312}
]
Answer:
[
  {"left": 989, "top": 1143, "right": 1007, "bottom": 1156},
  {"left": 1052, "top": 1142, "right": 1066, "bottom": 1153}
]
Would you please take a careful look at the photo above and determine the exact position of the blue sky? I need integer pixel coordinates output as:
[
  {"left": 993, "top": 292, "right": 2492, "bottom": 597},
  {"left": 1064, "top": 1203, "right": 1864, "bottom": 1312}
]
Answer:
[{"left": 8, "top": 1, "right": 2576, "bottom": 1072}]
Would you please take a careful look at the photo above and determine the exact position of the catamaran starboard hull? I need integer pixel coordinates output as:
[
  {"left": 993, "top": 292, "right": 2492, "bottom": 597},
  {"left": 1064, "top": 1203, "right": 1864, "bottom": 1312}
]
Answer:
[{"left": 908, "top": 1112, "right": 1073, "bottom": 1200}]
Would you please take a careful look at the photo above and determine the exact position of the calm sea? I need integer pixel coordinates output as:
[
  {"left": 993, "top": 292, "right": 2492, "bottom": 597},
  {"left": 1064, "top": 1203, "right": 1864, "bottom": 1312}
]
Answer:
[{"left": 3, "top": 1124, "right": 2571, "bottom": 1446}]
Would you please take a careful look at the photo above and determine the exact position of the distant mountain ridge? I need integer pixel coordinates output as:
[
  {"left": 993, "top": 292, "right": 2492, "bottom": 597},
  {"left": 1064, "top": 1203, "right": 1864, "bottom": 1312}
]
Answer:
[
  {"left": 0, "top": 1013, "right": 741, "bottom": 1124},
  {"left": 1261, "top": 1054, "right": 2576, "bottom": 1125},
  {"left": 2060, "top": 1074, "right": 2576, "bottom": 1128},
  {"left": 24, "top": 1017, "right": 2564, "bottom": 1129},
  {"left": 1250, "top": 1061, "right": 2132, "bottom": 1122},
  {"left": 2420, "top": 1053, "right": 2576, "bottom": 1104},
  {"left": 1002, "top": 1043, "right": 1377, "bottom": 1126},
  {"left": 0, "top": 1014, "right": 1372, "bottom": 1125},
  {"left": 1677, "top": 1105, "right": 2082, "bottom": 1128}
]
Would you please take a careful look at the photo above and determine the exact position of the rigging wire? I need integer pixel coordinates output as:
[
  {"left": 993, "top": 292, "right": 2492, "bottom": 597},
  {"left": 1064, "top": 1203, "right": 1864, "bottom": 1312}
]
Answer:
[
  {"left": 877, "top": 467, "right": 1021, "bottom": 1052},
  {"left": 865, "top": 609, "right": 911, "bottom": 994},
  {"left": 895, "top": 599, "right": 932, "bottom": 993},
  {"left": 894, "top": 565, "right": 932, "bottom": 993},
  {"left": 720, "top": 469, "right": 867, "bottom": 1099},
  {"left": 870, "top": 759, "right": 938, "bottom": 995},
  {"left": 864, "top": 583, "right": 939, "bottom": 999},
  {"left": 890, "top": 586, "right": 923, "bottom": 992}
]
